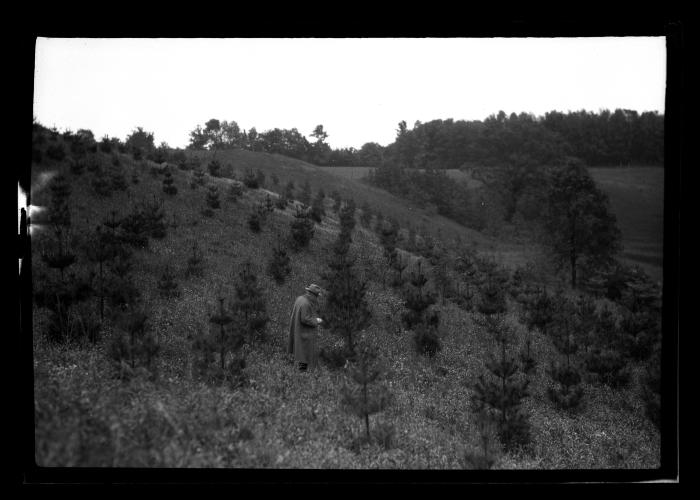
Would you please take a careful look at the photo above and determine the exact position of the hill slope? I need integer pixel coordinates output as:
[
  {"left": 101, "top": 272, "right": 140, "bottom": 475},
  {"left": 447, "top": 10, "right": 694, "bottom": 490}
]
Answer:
[{"left": 29, "top": 142, "right": 661, "bottom": 470}]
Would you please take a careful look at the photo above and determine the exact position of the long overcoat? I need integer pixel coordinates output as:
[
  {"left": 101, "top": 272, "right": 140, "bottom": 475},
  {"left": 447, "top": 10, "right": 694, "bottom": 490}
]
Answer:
[{"left": 287, "top": 293, "right": 320, "bottom": 368}]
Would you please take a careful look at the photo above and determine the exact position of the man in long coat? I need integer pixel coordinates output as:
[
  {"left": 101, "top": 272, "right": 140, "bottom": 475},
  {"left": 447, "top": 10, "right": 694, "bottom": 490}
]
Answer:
[{"left": 288, "top": 284, "right": 324, "bottom": 371}]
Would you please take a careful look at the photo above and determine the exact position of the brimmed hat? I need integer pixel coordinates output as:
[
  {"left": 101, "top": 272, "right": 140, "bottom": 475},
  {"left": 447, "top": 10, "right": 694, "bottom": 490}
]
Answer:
[{"left": 305, "top": 284, "right": 322, "bottom": 296}]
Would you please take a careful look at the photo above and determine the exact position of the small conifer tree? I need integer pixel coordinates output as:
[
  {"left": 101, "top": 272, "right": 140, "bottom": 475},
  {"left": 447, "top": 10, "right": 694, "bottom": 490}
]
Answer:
[
  {"left": 463, "top": 410, "right": 500, "bottom": 470},
  {"left": 255, "top": 169, "right": 266, "bottom": 188},
  {"left": 192, "top": 296, "right": 247, "bottom": 387},
  {"left": 640, "top": 341, "right": 661, "bottom": 430},
  {"left": 379, "top": 222, "right": 399, "bottom": 288},
  {"left": 203, "top": 184, "right": 220, "bottom": 217},
  {"left": 401, "top": 259, "right": 435, "bottom": 330},
  {"left": 430, "top": 244, "right": 452, "bottom": 305},
  {"left": 275, "top": 192, "right": 288, "bottom": 210},
  {"left": 208, "top": 159, "right": 221, "bottom": 177},
  {"left": 157, "top": 265, "right": 180, "bottom": 299},
  {"left": 310, "top": 191, "right": 326, "bottom": 223},
  {"left": 546, "top": 298, "right": 585, "bottom": 411},
  {"left": 243, "top": 168, "right": 258, "bottom": 188},
  {"left": 321, "top": 219, "right": 371, "bottom": 356},
  {"left": 264, "top": 194, "right": 274, "bottom": 213},
  {"left": 248, "top": 209, "right": 262, "bottom": 233},
  {"left": 472, "top": 277, "right": 531, "bottom": 451},
  {"left": 185, "top": 241, "right": 205, "bottom": 277},
  {"left": 91, "top": 167, "right": 113, "bottom": 197},
  {"left": 583, "top": 305, "right": 630, "bottom": 387},
  {"left": 108, "top": 307, "right": 159, "bottom": 380},
  {"left": 284, "top": 180, "right": 295, "bottom": 200},
  {"left": 267, "top": 238, "right": 291, "bottom": 284},
  {"left": 340, "top": 344, "right": 393, "bottom": 443},
  {"left": 191, "top": 167, "right": 206, "bottom": 189},
  {"left": 162, "top": 168, "right": 177, "bottom": 195},
  {"left": 230, "top": 262, "right": 269, "bottom": 345},
  {"left": 228, "top": 181, "right": 243, "bottom": 202},
  {"left": 521, "top": 287, "right": 555, "bottom": 336},
  {"left": 289, "top": 206, "right": 315, "bottom": 251},
  {"left": 471, "top": 317, "right": 531, "bottom": 452},
  {"left": 109, "top": 163, "right": 128, "bottom": 192},
  {"left": 83, "top": 223, "right": 126, "bottom": 322},
  {"left": 271, "top": 173, "right": 279, "bottom": 187}
]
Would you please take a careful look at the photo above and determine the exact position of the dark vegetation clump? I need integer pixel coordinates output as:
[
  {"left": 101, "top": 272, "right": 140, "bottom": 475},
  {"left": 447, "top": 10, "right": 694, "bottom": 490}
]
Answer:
[
  {"left": 192, "top": 297, "right": 246, "bottom": 388},
  {"left": 157, "top": 265, "right": 180, "bottom": 299},
  {"left": 47, "top": 143, "right": 66, "bottom": 161},
  {"left": 203, "top": 185, "right": 220, "bottom": 217},
  {"left": 228, "top": 182, "right": 243, "bottom": 202},
  {"left": 340, "top": 345, "right": 393, "bottom": 447},
  {"left": 185, "top": 241, "right": 205, "bottom": 278},
  {"left": 299, "top": 180, "right": 312, "bottom": 207},
  {"left": 243, "top": 168, "right": 259, "bottom": 189},
  {"left": 208, "top": 159, "right": 221, "bottom": 177},
  {"left": 267, "top": 238, "right": 291, "bottom": 284},
  {"left": 472, "top": 275, "right": 531, "bottom": 452},
  {"left": 229, "top": 261, "right": 269, "bottom": 346},
  {"left": 546, "top": 297, "right": 585, "bottom": 412},
  {"left": 321, "top": 204, "right": 370, "bottom": 358},
  {"left": 191, "top": 167, "right": 206, "bottom": 189},
  {"left": 108, "top": 307, "right": 159, "bottom": 380},
  {"left": 162, "top": 168, "right": 178, "bottom": 196},
  {"left": 119, "top": 197, "right": 168, "bottom": 248},
  {"left": 289, "top": 206, "right": 315, "bottom": 251},
  {"left": 91, "top": 168, "right": 113, "bottom": 197}
]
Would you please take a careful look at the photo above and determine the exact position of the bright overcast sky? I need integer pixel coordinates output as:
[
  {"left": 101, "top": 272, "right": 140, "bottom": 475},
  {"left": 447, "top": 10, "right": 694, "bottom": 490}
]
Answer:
[{"left": 33, "top": 37, "right": 666, "bottom": 150}]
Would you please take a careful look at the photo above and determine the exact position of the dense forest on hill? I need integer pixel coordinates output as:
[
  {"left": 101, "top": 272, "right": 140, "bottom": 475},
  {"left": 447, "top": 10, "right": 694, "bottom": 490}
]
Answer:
[{"left": 185, "top": 109, "right": 664, "bottom": 169}]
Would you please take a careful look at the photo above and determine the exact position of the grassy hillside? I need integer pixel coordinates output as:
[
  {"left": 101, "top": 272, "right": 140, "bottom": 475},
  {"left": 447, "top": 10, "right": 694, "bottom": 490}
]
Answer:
[
  {"left": 29, "top": 142, "right": 661, "bottom": 470},
  {"left": 320, "top": 165, "right": 665, "bottom": 283}
]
